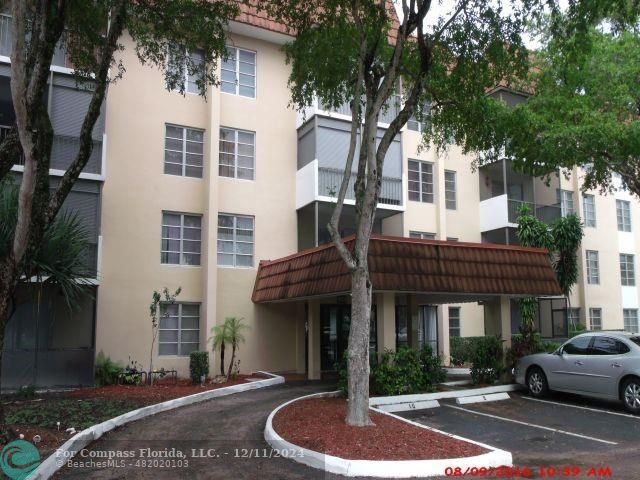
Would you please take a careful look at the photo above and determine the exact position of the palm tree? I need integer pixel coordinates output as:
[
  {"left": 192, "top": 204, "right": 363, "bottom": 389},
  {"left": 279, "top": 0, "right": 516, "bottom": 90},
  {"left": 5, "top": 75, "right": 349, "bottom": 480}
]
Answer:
[
  {"left": 224, "top": 317, "right": 249, "bottom": 380},
  {"left": 0, "top": 178, "right": 93, "bottom": 315},
  {"left": 209, "top": 322, "right": 230, "bottom": 376}
]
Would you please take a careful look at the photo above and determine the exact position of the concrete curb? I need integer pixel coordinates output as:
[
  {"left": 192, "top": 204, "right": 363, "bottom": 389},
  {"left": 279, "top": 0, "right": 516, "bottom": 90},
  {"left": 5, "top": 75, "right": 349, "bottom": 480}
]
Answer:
[
  {"left": 31, "top": 372, "right": 284, "bottom": 480},
  {"left": 264, "top": 391, "right": 512, "bottom": 478},
  {"left": 456, "top": 392, "right": 511, "bottom": 405},
  {"left": 369, "top": 384, "right": 522, "bottom": 412}
]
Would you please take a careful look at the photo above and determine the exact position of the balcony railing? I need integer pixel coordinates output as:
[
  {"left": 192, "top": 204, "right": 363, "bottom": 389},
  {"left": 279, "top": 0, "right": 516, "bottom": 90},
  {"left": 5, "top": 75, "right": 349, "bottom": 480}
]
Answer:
[
  {"left": 318, "top": 166, "right": 402, "bottom": 206},
  {"left": 0, "top": 14, "right": 72, "bottom": 68},
  {"left": 2, "top": 126, "right": 102, "bottom": 174},
  {"left": 317, "top": 94, "right": 402, "bottom": 125},
  {"left": 508, "top": 199, "right": 562, "bottom": 225}
]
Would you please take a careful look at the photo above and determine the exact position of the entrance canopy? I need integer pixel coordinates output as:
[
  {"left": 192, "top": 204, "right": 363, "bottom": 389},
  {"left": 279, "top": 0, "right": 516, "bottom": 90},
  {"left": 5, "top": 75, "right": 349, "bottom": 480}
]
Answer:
[{"left": 252, "top": 235, "right": 561, "bottom": 303}]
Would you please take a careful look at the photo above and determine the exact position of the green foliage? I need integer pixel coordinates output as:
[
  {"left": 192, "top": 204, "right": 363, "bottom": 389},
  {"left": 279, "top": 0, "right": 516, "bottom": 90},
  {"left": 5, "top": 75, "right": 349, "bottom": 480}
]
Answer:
[
  {"left": 569, "top": 322, "right": 587, "bottom": 338},
  {"left": 449, "top": 336, "right": 493, "bottom": 366},
  {"left": 224, "top": 317, "right": 249, "bottom": 349},
  {"left": 189, "top": 351, "right": 209, "bottom": 384},
  {"left": 94, "top": 351, "right": 123, "bottom": 387},
  {"left": 339, "top": 347, "right": 446, "bottom": 396},
  {"left": 469, "top": 336, "right": 504, "bottom": 385},
  {"left": 506, "top": 333, "right": 562, "bottom": 368},
  {"left": 552, "top": 214, "right": 584, "bottom": 297},
  {"left": 499, "top": 27, "right": 640, "bottom": 197},
  {"left": 14, "top": 385, "right": 36, "bottom": 400},
  {"left": 0, "top": 178, "right": 93, "bottom": 308}
]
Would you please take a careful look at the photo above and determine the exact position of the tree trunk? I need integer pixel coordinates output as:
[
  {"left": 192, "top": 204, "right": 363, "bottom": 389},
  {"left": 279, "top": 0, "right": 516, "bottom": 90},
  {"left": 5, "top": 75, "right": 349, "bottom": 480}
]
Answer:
[
  {"left": 219, "top": 342, "right": 225, "bottom": 376},
  {"left": 227, "top": 342, "right": 236, "bottom": 380},
  {"left": 0, "top": 261, "right": 18, "bottom": 441},
  {"left": 346, "top": 266, "right": 374, "bottom": 426}
]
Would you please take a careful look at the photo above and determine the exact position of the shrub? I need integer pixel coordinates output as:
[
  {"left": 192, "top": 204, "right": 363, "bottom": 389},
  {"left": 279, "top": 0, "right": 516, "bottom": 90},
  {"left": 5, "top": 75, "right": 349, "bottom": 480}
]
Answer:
[
  {"left": 469, "top": 336, "right": 503, "bottom": 385},
  {"left": 337, "top": 347, "right": 446, "bottom": 396},
  {"left": 569, "top": 322, "right": 587, "bottom": 338},
  {"left": 450, "top": 336, "right": 492, "bottom": 366},
  {"left": 15, "top": 385, "right": 36, "bottom": 399},
  {"left": 94, "top": 351, "right": 123, "bottom": 387},
  {"left": 189, "top": 351, "right": 210, "bottom": 384}
]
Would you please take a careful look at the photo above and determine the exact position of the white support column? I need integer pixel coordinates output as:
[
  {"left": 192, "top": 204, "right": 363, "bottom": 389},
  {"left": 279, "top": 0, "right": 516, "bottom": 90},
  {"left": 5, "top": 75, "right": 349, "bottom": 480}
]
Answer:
[
  {"left": 307, "top": 300, "right": 321, "bottom": 380},
  {"left": 500, "top": 296, "right": 512, "bottom": 348},
  {"left": 377, "top": 292, "right": 396, "bottom": 356}
]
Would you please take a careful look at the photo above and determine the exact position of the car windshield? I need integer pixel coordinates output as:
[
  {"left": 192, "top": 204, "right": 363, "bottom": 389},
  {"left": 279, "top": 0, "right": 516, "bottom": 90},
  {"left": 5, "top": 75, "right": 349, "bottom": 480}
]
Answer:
[{"left": 630, "top": 337, "right": 640, "bottom": 347}]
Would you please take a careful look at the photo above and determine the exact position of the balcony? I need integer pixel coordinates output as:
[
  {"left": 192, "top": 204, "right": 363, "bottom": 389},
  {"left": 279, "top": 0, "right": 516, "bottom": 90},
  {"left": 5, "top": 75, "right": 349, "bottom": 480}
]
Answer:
[
  {"left": 297, "top": 160, "right": 404, "bottom": 211},
  {"left": 296, "top": 94, "right": 402, "bottom": 129}
]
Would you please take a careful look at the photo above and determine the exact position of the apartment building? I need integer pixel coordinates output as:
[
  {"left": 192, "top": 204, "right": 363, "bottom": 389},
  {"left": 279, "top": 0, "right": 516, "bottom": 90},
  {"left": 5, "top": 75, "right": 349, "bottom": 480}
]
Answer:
[{"left": 2, "top": 8, "right": 639, "bottom": 387}]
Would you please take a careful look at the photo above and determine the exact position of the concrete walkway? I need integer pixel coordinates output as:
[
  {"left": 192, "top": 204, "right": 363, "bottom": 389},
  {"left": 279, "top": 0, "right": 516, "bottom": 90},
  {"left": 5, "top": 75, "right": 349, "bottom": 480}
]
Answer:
[{"left": 55, "top": 381, "right": 343, "bottom": 479}]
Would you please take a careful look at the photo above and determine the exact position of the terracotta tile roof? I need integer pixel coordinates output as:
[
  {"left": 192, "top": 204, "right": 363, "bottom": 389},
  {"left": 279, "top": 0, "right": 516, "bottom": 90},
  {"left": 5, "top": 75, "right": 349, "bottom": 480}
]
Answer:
[
  {"left": 252, "top": 235, "right": 562, "bottom": 303},
  {"left": 233, "top": 0, "right": 401, "bottom": 41}
]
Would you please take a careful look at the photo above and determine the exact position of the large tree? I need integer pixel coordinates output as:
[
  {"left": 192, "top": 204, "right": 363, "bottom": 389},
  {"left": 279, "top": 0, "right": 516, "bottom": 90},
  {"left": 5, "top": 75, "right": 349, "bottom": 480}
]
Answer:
[
  {"left": 494, "top": 6, "right": 640, "bottom": 196},
  {"left": 268, "top": 0, "right": 543, "bottom": 425},
  {"left": 0, "top": 0, "right": 238, "bottom": 439}
]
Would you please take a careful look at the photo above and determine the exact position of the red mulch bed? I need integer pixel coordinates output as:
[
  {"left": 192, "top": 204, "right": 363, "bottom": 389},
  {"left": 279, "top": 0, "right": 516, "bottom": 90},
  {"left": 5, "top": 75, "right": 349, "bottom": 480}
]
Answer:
[
  {"left": 66, "top": 375, "right": 256, "bottom": 404},
  {"left": 273, "top": 397, "right": 488, "bottom": 461}
]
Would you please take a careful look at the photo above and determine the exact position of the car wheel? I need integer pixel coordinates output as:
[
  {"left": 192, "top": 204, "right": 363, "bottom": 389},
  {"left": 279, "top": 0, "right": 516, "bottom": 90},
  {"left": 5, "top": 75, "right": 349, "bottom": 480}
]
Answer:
[
  {"left": 622, "top": 378, "right": 640, "bottom": 414},
  {"left": 526, "top": 367, "right": 548, "bottom": 398}
]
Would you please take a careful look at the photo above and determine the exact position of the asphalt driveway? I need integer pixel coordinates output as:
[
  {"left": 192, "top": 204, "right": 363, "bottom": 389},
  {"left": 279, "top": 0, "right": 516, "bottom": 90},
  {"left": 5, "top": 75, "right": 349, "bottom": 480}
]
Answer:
[{"left": 401, "top": 391, "right": 640, "bottom": 479}]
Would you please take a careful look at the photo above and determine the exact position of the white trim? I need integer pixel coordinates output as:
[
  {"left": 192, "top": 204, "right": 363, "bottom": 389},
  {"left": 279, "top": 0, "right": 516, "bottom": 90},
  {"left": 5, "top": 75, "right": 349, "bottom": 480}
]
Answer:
[
  {"left": 31, "top": 372, "right": 284, "bottom": 480},
  {"left": 264, "top": 391, "right": 512, "bottom": 478},
  {"left": 369, "top": 384, "right": 522, "bottom": 409},
  {"left": 444, "top": 404, "right": 618, "bottom": 446},
  {"left": 10, "top": 164, "right": 105, "bottom": 182}
]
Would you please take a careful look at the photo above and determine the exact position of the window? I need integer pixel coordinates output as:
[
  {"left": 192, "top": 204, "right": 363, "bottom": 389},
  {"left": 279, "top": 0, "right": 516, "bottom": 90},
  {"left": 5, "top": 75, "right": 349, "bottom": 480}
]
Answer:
[
  {"left": 568, "top": 308, "right": 580, "bottom": 327},
  {"left": 217, "top": 214, "right": 254, "bottom": 267},
  {"left": 218, "top": 127, "right": 255, "bottom": 180},
  {"left": 159, "top": 303, "right": 200, "bottom": 356},
  {"left": 221, "top": 46, "right": 256, "bottom": 98},
  {"left": 590, "top": 336, "right": 630, "bottom": 355},
  {"left": 586, "top": 250, "right": 600, "bottom": 284},
  {"left": 620, "top": 254, "right": 636, "bottom": 286},
  {"left": 557, "top": 189, "right": 574, "bottom": 217},
  {"left": 445, "top": 170, "right": 457, "bottom": 210},
  {"left": 407, "top": 104, "right": 431, "bottom": 132},
  {"left": 449, "top": 307, "right": 461, "bottom": 338},
  {"left": 408, "top": 160, "right": 434, "bottom": 203},
  {"left": 617, "top": 199, "right": 632, "bottom": 232},
  {"left": 167, "top": 44, "right": 204, "bottom": 94},
  {"left": 409, "top": 231, "right": 436, "bottom": 240},
  {"left": 164, "top": 125, "right": 204, "bottom": 178},
  {"left": 624, "top": 309, "right": 639, "bottom": 333},
  {"left": 582, "top": 194, "right": 596, "bottom": 227},
  {"left": 563, "top": 335, "right": 591, "bottom": 355},
  {"left": 395, "top": 305, "right": 409, "bottom": 350},
  {"left": 161, "top": 213, "right": 202, "bottom": 265},
  {"left": 589, "top": 308, "right": 602, "bottom": 330},
  {"left": 447, "top": 237, "right": 459, "bottom": 242}
]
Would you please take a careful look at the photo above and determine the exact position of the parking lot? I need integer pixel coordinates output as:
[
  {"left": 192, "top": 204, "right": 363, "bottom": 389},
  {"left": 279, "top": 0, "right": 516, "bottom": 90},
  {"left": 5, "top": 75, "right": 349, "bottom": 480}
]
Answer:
[{"left": 401, "top": 391, "right": 640, "bottom": 479}]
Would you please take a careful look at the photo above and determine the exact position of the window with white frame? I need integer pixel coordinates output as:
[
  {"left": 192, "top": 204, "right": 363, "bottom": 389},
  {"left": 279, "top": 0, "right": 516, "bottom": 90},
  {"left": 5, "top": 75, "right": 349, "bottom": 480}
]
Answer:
[
  {"left": 620, "top": 253, "right": 636, "bottom": 286},
  {"left": 616, "top": 199, "right": 632, "bottom": 232},
  {"left": 221, "top": 46, "right": 256, "bottom": 98},
  {"left": 447, "top": 237, "right": 459, "bottom": 242},
  {"left": 557, "top": 189, "right": 574, "bottom": 216},
  {"left": 582, "top": 194, "right": 596, "bottom": 227},
  {"left": 624, "top": 309, "right": 639, "bottom": 333},
  {"left": 158, "top": 303, "right": 200, "bottom": 356},
  {"left": 167, "top": 44, "right": 204, "bottom": 94},
  {"left": 568, "top": 308, "right": 581, "bottom": 328},
  {"left": 217, "top": 214, "right": 254, "bottom": 267},
  {"left": 164, "top": 125, "right": 204, "bottom": 178},
  {"left": 445, "top": 170, "right": 457, "bottom": 210},
  {"left": 161, "top": 212, "right": 202, "bottom": 266},
  {"left": 586, "top": 250, "right": 599, "bottom": 284},
  {"left": 219, "top": 127, "right": 255, "bottom": 180},
  {"left": 449, "top": 307, "right": 461, "bottom": 337},
  {"left": 409, "top": 231, "right": 436, "bottom": 240},
  {"left": 589, "top": 308, "right": 602, "bottom": 330},
  {"left": 407, "top": 103, "right": 431, "bottom": 132},
  {"left": 408, "top": 160, "right": 434, "bottom": 203}
]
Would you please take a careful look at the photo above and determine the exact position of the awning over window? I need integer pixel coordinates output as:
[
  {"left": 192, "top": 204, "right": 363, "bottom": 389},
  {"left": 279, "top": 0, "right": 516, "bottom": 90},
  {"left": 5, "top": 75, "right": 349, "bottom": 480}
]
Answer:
[{"left": 252, "top": 235, "right": 562, "bottom": 303}]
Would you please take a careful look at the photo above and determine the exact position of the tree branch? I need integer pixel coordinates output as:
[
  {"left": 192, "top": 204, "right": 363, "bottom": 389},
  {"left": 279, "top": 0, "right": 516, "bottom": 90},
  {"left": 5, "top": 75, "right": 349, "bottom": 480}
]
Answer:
[{"left": 47, "top": 1, "right": 127, "bottom": 223}]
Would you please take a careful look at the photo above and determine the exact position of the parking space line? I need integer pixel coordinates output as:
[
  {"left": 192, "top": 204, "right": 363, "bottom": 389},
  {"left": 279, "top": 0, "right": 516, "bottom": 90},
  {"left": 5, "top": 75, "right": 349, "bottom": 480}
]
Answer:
[
  {"left": 443, "top": 404, "right": 618, "bottom": 445},
  {"left": 520, "top": 395, "right": 640, "bottom": 419}
]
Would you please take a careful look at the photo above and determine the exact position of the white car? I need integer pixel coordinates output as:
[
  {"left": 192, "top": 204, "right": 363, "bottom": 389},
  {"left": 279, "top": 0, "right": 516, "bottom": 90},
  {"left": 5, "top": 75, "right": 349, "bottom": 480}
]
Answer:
[{"left": 514, "top": 332, "right": 640, "bottom": 413}]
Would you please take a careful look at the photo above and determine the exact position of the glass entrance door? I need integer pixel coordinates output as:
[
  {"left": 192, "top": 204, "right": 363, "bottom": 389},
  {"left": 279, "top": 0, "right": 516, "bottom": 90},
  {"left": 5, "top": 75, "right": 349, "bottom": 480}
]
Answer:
[
  {"left": 418, "top": 305, "right": 438, "bottom": 354},
  {"left": 320, "top": 304, "right": 377, "bottom": 371}
]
